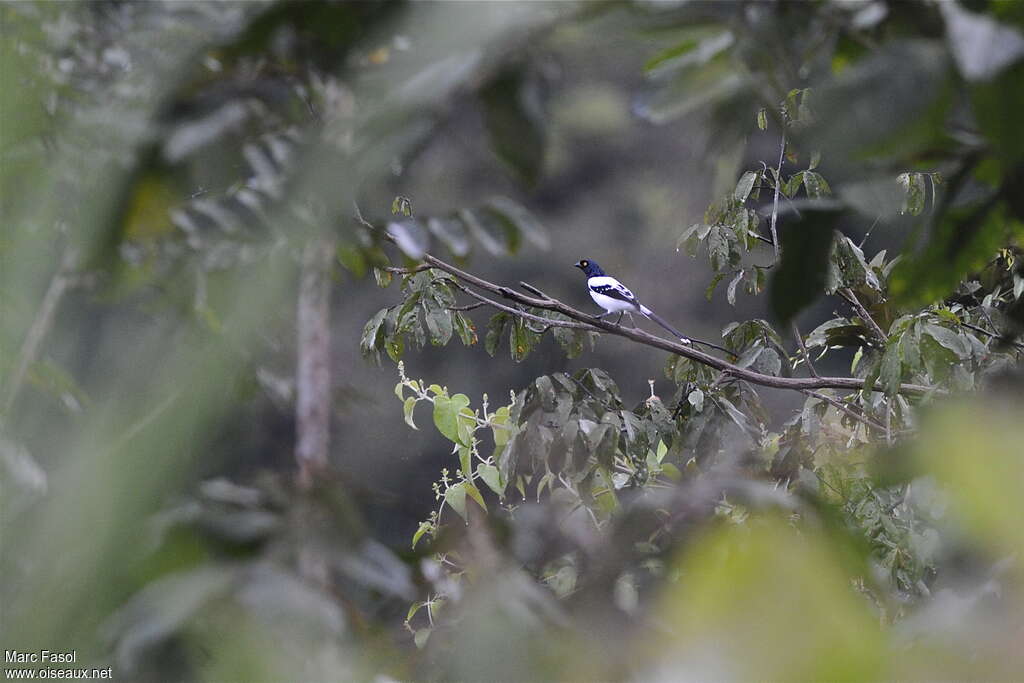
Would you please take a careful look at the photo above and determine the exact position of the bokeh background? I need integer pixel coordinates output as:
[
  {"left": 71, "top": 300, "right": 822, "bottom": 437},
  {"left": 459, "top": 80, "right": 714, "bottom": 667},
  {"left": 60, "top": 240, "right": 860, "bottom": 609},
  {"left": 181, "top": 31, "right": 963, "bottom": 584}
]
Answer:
[{"left": 4, "top": 1, "right": 1024, "bottom": 681}]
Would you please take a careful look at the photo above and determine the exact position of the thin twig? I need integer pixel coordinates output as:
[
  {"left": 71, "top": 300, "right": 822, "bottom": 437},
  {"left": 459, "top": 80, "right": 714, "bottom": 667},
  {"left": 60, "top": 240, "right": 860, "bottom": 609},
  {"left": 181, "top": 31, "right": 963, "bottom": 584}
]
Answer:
[
  {"left": 769, "top": 126, "right": 786, "bottom": 264},
  {"left": 353, "top": 201, "right": 375, "bottom": 231},
  {"left": 447, "top": 302, "right": 486, "bottom": 312},
  {"left": 384, "top": 264, "right": 432, "bottom": 275},
  {"left": 453, "top": 281, "right": 596, "bottom": 331},
  {"left": 858, "top": 215, "right": 881, "bottom": 249},
  {"left": 769, "top": 117, "right": 818, "bottom": 382},
  {"left": 885, "top": 400, "right": 893, "bottom": 446},
  {"left": 4, "top": 246, "right": 78, "bottom": 415},
  {"left": 792, "top": 321, "right": 819, "bottom": 378},
  {"left": 802, "top": 389, "right": 887, "bottom": 433},
  {"left": 839, "top": 288, "right": 887, "bottom": 345},
  {"left": 960, "top": 320, "right": 1024, "bottom": 351}
]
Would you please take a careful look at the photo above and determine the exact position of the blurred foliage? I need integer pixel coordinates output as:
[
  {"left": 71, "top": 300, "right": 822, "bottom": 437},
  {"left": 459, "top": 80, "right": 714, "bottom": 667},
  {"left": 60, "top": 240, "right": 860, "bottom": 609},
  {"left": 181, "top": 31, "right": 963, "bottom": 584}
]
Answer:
[{"left": 3, "top": 1, "right": 1024, "bottom": 681}]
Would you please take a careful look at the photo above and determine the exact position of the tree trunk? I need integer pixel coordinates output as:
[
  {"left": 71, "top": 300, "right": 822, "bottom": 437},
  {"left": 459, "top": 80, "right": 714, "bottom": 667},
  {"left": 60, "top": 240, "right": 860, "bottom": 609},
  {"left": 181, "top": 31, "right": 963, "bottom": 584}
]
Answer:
[{"left": 295, "top": 236, "right": 335, "bottom": 489}]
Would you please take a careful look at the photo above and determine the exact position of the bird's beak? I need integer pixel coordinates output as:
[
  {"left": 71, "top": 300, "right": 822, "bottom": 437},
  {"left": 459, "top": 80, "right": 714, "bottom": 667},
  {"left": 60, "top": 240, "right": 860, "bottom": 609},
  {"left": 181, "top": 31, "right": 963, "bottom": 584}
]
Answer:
[{"left": 574, "top": 261, "right": 584, "bottom": 270}]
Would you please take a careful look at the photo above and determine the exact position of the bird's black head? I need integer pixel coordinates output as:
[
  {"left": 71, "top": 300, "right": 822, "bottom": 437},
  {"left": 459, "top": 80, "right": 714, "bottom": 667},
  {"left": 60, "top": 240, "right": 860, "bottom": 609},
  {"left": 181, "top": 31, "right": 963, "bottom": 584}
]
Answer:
[{"left": 574, "top": 259, "right": 605, "bottom": 277}]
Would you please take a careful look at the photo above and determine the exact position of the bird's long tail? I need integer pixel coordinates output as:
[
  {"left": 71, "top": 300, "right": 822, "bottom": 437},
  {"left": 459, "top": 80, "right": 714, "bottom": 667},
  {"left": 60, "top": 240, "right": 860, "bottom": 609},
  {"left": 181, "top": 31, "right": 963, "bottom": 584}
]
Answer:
[
  {"left": 639, "top": 305, "right": 690, "bottom": 344},
  {"left": 639, "top": 305, "right": 735, "bottom": 357}
]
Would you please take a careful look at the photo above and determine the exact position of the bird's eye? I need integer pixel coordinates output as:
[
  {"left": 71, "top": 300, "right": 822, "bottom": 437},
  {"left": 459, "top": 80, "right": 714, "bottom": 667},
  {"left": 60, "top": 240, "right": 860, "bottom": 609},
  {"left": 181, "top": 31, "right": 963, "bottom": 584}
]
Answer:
[{"left": 581, "top": 260, "right": 588, "bottom": 267}]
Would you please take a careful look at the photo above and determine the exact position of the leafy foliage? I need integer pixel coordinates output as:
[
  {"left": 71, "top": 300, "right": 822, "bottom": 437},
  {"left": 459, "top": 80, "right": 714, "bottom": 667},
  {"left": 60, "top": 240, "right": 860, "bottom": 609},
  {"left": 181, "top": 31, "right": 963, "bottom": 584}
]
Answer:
[{"left": 6, "top": 1, "right": 1024, "bottom": 682}]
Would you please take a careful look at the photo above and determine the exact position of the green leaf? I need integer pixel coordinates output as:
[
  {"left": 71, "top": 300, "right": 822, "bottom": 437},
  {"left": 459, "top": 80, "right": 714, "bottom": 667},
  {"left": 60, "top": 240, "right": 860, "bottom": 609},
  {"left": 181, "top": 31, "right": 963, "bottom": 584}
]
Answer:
[
  {"left": 412, "top": 521, "right": 432, "bottom": 549},
  {"left": 688, "top": 388, "right": 705, "bottom": 412},
  {"left": 478, "top": 463, "right": 504, "bottom": 497},
  {"left": 809, "top": 149, "right": 821, "bottom": 170},
  {"left": 480, "top": 66, "right": 546, "bottom": 187},
  {"left": 644, "top": 30, "right": 734, "bottom": 78},
  {"left": 653, "top": 440, "right": 669, "bottom": 464},
  {"left": 414, "top": 628, "right": 432, "bottom": 649},
  {"left": 373, "top": 268, "right": 393, "bottom": 288},
  {"left": 734, "top": 170, "right": 758, "bottom": 203},
  {"left": 337, "top": 244, "right": 367, "bottom": 279},
  {"left": 444, "top": 482, "right": 468, "bottom": 520},
  {"left": 645, "top": 38, "right": 699, "bottom": 73},
  {"left": 660, "top": 462, "right": 682, "bottom": 481},
  {"left": 553, "top": 324, "right": 593, "bottom": 359},
  {"left": 707, "top": 225, "right": 733, "bottom": 271},
  {"left": 423, "top": 307, "right": 454, "bottom": 346},
  {"left": 392, "top": 195, "right": 413, "bottom": 216},
  {"left": 726, "top": 270, "right": 744, "bottom": 306},
  {"left": 757, "top": 107, "right": 768, "bottom": 131},
  {"left": 509, "top": 319, "right": 537, "bottom": 362},
  {"left": 433, "top": 393, "right": 471, "bottom": 443},
  {"left": 678, "top": 223, "right": 712, "bottom": 257},
  {"left": 802, "top": 171, "right": 832, "bottom": 199},
  {"left": 456, "top": 408, "right": 476, "bottom": 448},
  {"left": 830, "top": 234, "right": 881, "bottom": 294},
  {"left": 880, "top": 342, "right": 902, "bottom": 396},
  {"left": 485, "top": 312, "right": 511, "bottom": 356},
  {"left": 783, "top": 171, "right": 804, "bottom": 199},
  {"left": 360, "top": 308, "right": 389, "bottom": 360},
  {"left": 921, "top": 323, "right": 970, "bottom": 359},
  {"left": 705, "top": 272, "right": 727, "bottom": 301},
  {"left": 851, "top": 346, "right": 864, "bottom": 374},
  {"left": 453, "top": 312, "right": 478, "bottom": 346},
  {"left": 407, "top": 602, "right": 423, "bottom": 623},
  {"left": 385, "top": 336, "right": 404, "bottom": 363},
  {"left": 464, "top": 482, "right": 487, "bottom": 513},
  {"left": 897, "top": 172, "right": 927, "bottom": 215},
  {"left": 491, "top": 406, "right": 512, "bottom": 447},
  {"left": 403, "top": 397, "right": 418, "bottom": 430}
]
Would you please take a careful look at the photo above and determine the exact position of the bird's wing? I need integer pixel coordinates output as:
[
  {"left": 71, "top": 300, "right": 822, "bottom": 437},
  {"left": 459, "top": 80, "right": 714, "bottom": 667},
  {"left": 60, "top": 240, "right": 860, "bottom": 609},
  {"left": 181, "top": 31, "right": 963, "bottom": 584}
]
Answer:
[{"left": 588, "top": 277, "right": 638, "bottom": 305}]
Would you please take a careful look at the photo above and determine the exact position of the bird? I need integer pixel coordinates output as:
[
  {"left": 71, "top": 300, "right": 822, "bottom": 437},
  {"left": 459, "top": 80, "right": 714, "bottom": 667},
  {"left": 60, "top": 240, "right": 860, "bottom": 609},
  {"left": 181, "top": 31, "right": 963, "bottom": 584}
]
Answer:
[{"left": 574, "top": 258, "right": 692, "bottom": 344}]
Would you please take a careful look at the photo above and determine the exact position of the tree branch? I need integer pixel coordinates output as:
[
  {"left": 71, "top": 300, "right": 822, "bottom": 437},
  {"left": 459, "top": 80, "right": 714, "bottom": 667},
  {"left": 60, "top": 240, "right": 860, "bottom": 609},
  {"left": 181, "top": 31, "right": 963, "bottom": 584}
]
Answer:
[
  {"left": 792, "top": 321, "right": 819, "bottom": 378},
  {"left": 452, "top": 281, "right": 596, "bottom": 332},
  {"left": 767, "top": 118, "right": 818, "bottom": 382},
  {"left": 960, "top": 320, "right": 1024, "bottom": 352},
  {"left": 769, "top": 126, "right": 786, "bottom": 264},
  {"left": 417, "top": 251, "right": 937, "bottom": 397},
  {"left": 3, "top": 246, "right": 78, "bottom": 415},
  {"left": 838, "top": 288, "right": 887, "bottom": 345},
  {"left": 802, "top": 389, "right": 887, "bottom": 433}
]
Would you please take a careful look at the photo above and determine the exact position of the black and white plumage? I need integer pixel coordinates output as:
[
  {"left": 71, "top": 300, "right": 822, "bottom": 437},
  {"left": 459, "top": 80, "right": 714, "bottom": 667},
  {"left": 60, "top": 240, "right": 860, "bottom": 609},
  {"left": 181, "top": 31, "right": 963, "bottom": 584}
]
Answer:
[{"left": 574, "top": 259, "right": 691, "bottom": 344}]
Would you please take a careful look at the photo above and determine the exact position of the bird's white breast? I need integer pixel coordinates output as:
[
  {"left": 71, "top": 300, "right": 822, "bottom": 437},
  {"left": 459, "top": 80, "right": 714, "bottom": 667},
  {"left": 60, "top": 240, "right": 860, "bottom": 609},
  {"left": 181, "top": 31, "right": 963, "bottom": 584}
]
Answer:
[{"left": 587, "top": 276, "right": 638, "bottom": 313}]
